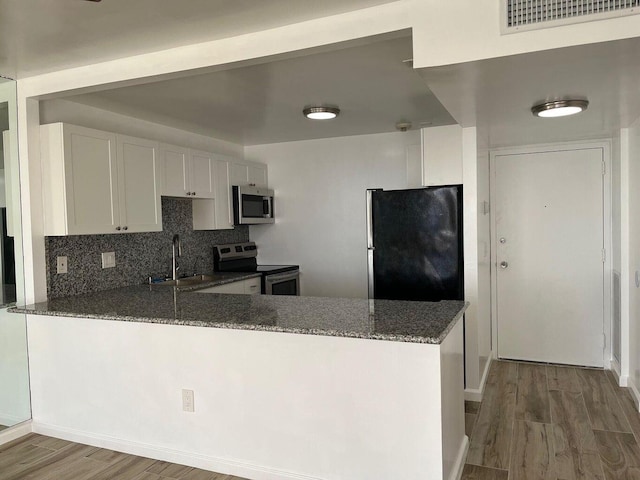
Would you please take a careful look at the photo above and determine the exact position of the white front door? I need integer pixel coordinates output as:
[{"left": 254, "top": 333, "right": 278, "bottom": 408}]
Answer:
[{"left": 494, "top": 147, "right": 604, "bottom": 367}]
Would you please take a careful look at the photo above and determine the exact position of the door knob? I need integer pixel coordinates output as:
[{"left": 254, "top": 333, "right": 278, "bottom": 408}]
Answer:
[
  {"left": 500, "top": 261, "right": 509, "bottom": 269},
  {"left": 500, "top": 237, "right": 507, "bottom": 244}
]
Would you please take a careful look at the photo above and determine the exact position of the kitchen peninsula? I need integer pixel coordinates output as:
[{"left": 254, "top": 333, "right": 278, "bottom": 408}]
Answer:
[{"left": 12, "top": 289, "right": 468, "bottom": 480}]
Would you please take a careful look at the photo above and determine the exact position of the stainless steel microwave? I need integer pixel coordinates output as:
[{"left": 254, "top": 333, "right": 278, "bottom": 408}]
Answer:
[{"left": 232, "top": 185, "right": 275, "bottom": 225}]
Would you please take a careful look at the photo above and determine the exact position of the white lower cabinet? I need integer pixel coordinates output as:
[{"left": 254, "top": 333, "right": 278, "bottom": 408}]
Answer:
[
  {"left": 244, "top": 277, "right": 261, "bottom": 294},
  {"left": 196, "top": 277, "right": 261, "bottom": 295},
  {"left": 41, "top": 123, "right": 162, "bottom": 235}
]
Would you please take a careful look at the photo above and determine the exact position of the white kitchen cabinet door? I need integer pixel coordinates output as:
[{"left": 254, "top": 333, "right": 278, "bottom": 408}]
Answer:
[
  {"left": 196, "top": 281, "right": 246, "bottom": 294},
  {"left": 248, "top": 164, "right": 268, "bottom": 188},
  {"left": 41, "top": 123, "right": 163, "bottom": 235},
  {"left": 244, "top": 277, "right": 261, "bottom": 294},
  {"left": 192, "top": 156, "right": 234, "bottom": 231},
  {"left": 161, "top": 144, "right": 189, "bottom": 197},
  {"left": 214, "top": 157, "right": 233, "bottom": 229},
  {"left": 116, "top": 135, "right": 162, "bottom": 233},
  {"left": 188, "top": 150, "right": 215, "bottom": 199},
  {"left": 41, "top": 123, "right": 120, "bottom": 235},
  {"left": 229, "top": 161, "right": 268, "bottom": 188}
]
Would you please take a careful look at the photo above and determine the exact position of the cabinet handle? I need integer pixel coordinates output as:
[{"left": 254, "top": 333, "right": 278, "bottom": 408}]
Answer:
[
  {"left": 116, "top": 226, "right": 121, "bottom": 231},
  {"left": 192, "top": 192, "right": 196, "bottom": 196},
  {"left": 123, "top": 226, "right": 128, "bottom": 231},
  {"left": 186, "top": 192, "right": 191, "bottom": 196}
]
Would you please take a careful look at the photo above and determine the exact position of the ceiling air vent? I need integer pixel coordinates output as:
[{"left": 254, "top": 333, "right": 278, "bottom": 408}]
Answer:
[{"left": 503, "top": 0, "right": 640, "bottom": 33}]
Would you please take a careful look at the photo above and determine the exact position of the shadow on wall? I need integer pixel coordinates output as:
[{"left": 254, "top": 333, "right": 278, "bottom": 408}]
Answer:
[{"left": 45, "top": 197, "right": 249, "bottom": 298}]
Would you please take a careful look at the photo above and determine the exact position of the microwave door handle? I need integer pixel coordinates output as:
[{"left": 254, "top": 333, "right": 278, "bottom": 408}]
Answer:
[{"left": 264, "top": 196, "right": 273, "bottom": 218}]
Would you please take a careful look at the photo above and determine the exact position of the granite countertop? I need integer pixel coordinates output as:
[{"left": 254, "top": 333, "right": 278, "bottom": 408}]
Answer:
[{"left": 10, "top": 286, "right": 468, "bottom": 344}]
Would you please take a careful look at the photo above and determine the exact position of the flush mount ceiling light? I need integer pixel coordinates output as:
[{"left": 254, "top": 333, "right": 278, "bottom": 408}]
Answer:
[
  {"left": 303, "top": 106, "right": 340, "bottom": 120},
  {"left": 531, "top": 99, "right": 589, "bottom": 118}
]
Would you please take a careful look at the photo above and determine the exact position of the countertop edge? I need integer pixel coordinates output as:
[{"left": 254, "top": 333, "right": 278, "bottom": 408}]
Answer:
[{"left": 9, "top": 300, "right": 469, "bottom": 345}]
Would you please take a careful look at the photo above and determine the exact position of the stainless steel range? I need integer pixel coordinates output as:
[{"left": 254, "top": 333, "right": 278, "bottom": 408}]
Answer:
[{"left": 213, "top": 242, "right": 300, "bottom": 295}]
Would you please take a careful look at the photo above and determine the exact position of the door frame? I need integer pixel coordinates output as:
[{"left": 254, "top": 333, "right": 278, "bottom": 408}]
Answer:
[{"left": 489, "top": 140, "right": 612, "bottom": 367}]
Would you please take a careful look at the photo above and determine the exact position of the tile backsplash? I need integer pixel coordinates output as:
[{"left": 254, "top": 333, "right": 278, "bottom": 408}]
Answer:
[{"left": 45, "top": 197, "right": 249, "bottom": 298}]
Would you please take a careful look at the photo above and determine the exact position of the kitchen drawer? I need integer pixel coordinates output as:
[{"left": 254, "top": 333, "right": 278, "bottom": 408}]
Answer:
[
  {"left": 195, "top": 277, "right": 261, "bottom": 295},
  {"left": 244, "top": 277, "right": 261, "bottom": 295}
]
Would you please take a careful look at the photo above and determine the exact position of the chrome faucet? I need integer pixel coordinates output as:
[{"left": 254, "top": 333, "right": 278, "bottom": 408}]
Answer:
[{"left": 172, "top": 234, "right": 182, "bottom": 281}]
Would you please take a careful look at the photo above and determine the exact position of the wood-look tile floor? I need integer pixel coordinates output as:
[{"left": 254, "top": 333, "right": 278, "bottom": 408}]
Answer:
[
  {"left": 2, "top": 361, "right": 639, "bottom": 480},
  {"left": 463, "top": 360, "right": 640, "bottom": 480},
  {"left": 0, "top": 433, "right": 247, "bottom": 480}
]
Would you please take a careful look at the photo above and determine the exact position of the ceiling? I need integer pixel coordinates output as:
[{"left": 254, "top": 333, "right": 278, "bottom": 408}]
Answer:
[
  {"left": 65, "top": 36, "right": 455, "bottom": 146},
  {"left": 419, "top": 36, "right": 640, "bottom": 148},
  {"left": 0, "top": 0, "right": 397, "bottom": 79},
  {"left": 4, "top": 1, "right": 638, "bottom": 150}
]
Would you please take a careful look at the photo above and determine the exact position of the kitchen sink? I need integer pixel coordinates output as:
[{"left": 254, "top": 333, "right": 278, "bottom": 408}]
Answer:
[{"left": 153, "top": 275, "right": 217, "bottom": 287}]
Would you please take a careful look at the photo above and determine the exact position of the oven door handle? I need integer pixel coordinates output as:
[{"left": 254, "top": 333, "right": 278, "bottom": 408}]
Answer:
[{"left": 265, "top": 271, "right": 299, "bottom": 283}]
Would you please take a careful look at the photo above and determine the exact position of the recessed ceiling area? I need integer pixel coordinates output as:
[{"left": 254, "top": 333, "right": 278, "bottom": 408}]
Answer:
[
  {"left": 61, "top": 36, "right": 455, "bottom": 146},
  {"left": 418, "top": 36, "right": 640, "bottom": 148},
  {"left": 0, "top": 0, "right": 398, "bottom": 78}
]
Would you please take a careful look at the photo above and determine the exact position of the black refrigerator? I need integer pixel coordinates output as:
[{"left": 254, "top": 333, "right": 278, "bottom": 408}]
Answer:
[{"left": 367, "top": 185, "right": 464, "bottom": 302}]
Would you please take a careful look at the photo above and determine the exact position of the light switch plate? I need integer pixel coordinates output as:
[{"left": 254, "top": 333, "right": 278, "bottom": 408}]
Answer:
[
  {"left": 101, "top": 252, "right": 116, "bottom": 269},
  {"left": 56, "top": 256, "right": 68, "bottom": 274}
]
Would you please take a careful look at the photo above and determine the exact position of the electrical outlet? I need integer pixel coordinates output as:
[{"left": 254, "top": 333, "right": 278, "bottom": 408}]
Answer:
[
  {"left": 101, "top": 252, "right": 116, "bottom": 269},
  {"left": 56, "top": 256, "right": 68, "bottom": 274},
  {"left": 182, "top": 389, "right": 194, "bottom": 413}
]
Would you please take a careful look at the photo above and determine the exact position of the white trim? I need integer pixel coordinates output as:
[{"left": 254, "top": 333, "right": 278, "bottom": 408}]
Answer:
[
  {"left": 0, "top": 420, "right": 33, "bottom": 446},
  {"left": 32, "top": 422, "right": 324, "bottom": 480},
  {"left": 464, "top": 355, "right": 493, "bottom": 402},
  {"left": 449, "top": 435, "right": 470, "bottom": 480},
  {"left": 610, "top": 358, "right": 628, "bottom": 387},
  {"left": 619, "top": 128, "right": 631, "bottom": 391},
  {"left": 627, "top": 377, "right": 640, "bottom": 410},
  {"left": 489, "top": 140, "right": 612, "bottom": 366}
]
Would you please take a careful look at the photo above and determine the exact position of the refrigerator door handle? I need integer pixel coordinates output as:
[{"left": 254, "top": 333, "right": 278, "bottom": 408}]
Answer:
[
  {"left": 366, "top": 189, "right": 378, "bottom": 300},
  {"left": 366, "top": 189, "right": 375, "bottom": 250}
]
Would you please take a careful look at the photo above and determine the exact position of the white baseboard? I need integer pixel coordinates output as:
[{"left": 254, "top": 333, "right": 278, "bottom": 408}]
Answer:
[
  {"left": 464, "top": 356, "right": 492, "bottom": 402},
  {"left": 449, "top": 435, "right": 470, "bottom": 480},
  {"left": 0, "top": 420, "right": 33, "bottom": 446},
  {"left": 627, "top": 378, "right": 640, "bottom": 410},
  {"left": 609, "top": 358, "right": 629, "bottom": 387},
  {"left": 32, "top": 422, "right": 323, "bottom": 480}
]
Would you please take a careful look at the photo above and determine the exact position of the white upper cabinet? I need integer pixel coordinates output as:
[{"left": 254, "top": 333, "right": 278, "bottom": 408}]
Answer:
[
  {"left": 41, "top": 123, "right": 162, "bottom": 235},
  {"left": 161, "top": 145, "right": 214, "bottom": 199},
  {"left": 229, "top": 161, "right": 268, "bottom": 188},
  {"left": 161, "top": 144, "right": 189, "bottom": 197},
  {"left": 213, "top": 157, "right": 233, "bottom": 229},
  {"left": 188, "top": 150, "right": 215, "bottom": 198},
  {"left": 116, "top": 135, "right": 163, "bottom": 233},
  {"left": 192, "top": 155, "right": 234, "bottom": 231}
]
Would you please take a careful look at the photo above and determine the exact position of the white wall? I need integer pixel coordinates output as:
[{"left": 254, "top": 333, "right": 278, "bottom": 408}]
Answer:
[
  {"left": 412, "top": 0, "right": 640, "bottom": 68},
  {"left": 626, "top": 118, "right": 640, "bottom": 399},
  {"left": 475, "top": 138, "right": 492, "bottom": 386},
  {"left": 28, "top": 314, "right": 454, "bottom": 480},
  {"left": 40, "top": 99, "right": 243, "bottom": 157},
  {"left": 245, "top": 131, "right": 421, "bottom": 299}
]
